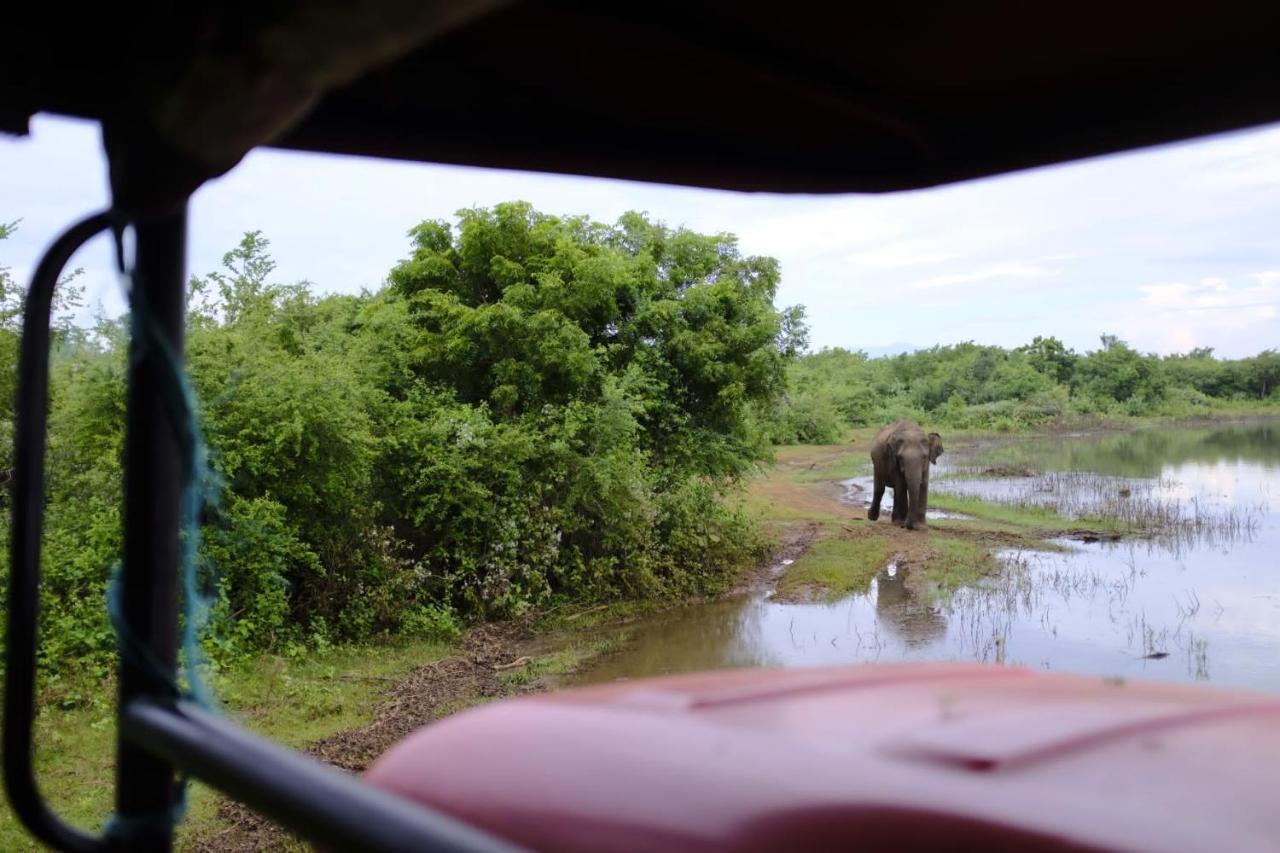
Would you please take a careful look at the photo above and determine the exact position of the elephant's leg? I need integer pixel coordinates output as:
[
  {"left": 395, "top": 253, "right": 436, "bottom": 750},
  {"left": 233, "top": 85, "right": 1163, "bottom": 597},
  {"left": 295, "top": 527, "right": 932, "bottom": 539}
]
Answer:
[
  {"left": 868, "top": 472, "right": 885, "bottom": 521},
  {"left": 891, "top": 476, "right": 907, "bottom": 525}
]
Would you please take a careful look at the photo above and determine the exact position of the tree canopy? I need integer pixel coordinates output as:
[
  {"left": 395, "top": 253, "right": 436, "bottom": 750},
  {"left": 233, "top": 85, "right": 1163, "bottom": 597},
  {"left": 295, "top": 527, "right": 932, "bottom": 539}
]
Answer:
[{"left": 2, "top": 205, "right": 797, "bottom": 669}]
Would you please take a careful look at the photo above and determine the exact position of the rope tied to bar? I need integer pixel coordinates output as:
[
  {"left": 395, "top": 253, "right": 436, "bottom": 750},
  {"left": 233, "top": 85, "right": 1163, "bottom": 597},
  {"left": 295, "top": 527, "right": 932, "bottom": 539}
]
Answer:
[{"left": 102, "top": 221, "right": 221, "bottom": 839}]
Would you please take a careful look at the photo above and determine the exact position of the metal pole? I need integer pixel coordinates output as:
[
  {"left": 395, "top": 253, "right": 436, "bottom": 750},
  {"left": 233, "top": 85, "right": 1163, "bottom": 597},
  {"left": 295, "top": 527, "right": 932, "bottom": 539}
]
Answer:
[
  {"left": 4, "top": 212, "right": 113, "bottom": 853},
  {"left": 114, "top": 205, "right": 188, "bottom": 851},
  {"left": 123, "top": 699, "right": 521, "bottom": 852}
]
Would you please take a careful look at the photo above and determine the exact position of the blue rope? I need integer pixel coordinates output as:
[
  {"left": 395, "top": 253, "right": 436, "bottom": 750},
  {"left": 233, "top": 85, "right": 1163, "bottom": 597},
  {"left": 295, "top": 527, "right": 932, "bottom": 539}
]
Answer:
[
  {"left": 125, "top": 269, "right": 219, "bottom": 707},
  {"left": 102, "top": 234, "right": 221, "bottom": 838},
  {"left": 101, "top": 789, "right": 189, "bottom": 841}
]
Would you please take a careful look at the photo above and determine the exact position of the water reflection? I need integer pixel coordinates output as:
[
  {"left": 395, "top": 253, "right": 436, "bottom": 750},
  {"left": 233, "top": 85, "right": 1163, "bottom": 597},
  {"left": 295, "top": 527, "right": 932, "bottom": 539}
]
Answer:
[
  {"left": 874, "top": 566, "right": 946, "bottom": 648},
  {"left": 962, "top": 420, "right": 1280, "bottom": 478},
  {"left": 570, "top": 420, "right": 1280, "bottom": 693},
  {"left": 935, "top": 430, "right": 1271, "bottom": 554}
]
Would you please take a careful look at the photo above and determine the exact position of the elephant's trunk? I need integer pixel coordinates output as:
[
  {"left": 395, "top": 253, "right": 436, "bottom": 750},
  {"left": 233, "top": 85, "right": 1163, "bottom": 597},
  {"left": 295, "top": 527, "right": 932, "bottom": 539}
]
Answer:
[{"left": 904, "top": 464, "right": 926, "bottom": 530}]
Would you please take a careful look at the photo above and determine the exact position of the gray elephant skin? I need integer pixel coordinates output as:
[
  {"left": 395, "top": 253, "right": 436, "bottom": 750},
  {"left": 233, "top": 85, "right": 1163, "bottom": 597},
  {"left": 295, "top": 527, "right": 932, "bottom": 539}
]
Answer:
[{"left": 867, "top": 420, "right": 943, "bottom": 530}]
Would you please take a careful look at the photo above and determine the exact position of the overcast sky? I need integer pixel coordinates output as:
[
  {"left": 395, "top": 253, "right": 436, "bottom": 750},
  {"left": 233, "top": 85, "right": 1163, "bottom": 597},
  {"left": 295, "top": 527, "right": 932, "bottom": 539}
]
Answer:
[{"left": 2, "top": 114, "right": 1278, "bottom": 357}]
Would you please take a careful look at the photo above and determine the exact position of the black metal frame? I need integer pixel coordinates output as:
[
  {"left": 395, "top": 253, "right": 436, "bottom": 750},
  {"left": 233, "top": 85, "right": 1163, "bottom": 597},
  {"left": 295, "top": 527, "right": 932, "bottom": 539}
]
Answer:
[
  {"left": 4, "top": 211, "right": 114, "bottom": 853},
  {"left": 3, "top": 205, "right": 518, "bottom": 851}
]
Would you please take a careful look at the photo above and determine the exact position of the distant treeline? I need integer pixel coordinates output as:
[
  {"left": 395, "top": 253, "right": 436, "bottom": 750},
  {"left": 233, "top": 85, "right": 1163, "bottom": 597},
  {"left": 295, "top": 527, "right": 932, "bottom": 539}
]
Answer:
[
  {"left": 1, "top": 205, "right": 801, "bottom": 670},
  {"left": 771, "top": 336, "right": 1280, "bottom": 443}
]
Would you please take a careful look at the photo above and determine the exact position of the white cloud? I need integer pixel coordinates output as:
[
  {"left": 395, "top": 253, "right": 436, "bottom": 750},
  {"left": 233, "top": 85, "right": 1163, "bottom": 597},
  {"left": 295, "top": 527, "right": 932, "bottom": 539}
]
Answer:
[
  {"left": 907, "top": 261, "right": 1061, "bottom": 291},
  {"left": 6, "top": 114, "right": 1280, "bottom": 357},
  {"left": 1136, "top": 275, "right": 1277, "bottom": 314},
  {"left": 1183, "top": 125, "right": 1280, "bottom": 191},
  {"left": 1116, "top": 272, "right": 1280, "bottom": 355}
]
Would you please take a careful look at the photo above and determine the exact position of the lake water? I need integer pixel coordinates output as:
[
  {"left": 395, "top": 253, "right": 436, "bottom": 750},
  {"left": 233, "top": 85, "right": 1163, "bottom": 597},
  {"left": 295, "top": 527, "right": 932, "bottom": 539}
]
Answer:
[{"left": 570, "top": 420, "right": 1280, "bottom": 692}]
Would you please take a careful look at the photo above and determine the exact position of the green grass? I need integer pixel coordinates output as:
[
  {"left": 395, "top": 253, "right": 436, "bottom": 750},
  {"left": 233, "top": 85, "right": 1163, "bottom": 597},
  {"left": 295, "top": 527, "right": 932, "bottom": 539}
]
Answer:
[
  {"left": 917, "top": 535, "right": 1001, "bottom": 596},
  {"left": 535, "top": 598, "right": 666, "bottom": 633},
  {"left": 775, "top": 534, "right": 892, "bottom": 601},
  {"left": 790, "top": 453, "right": 867, "bottom": 484},
  {"left": 496, "top": 635, "right": 622, "bottom": 689},
  {"left": 767, "top": 440, "right": 870, "bottom": 485},
  {"left": 929, "top": 493, "right": 1127, "bottom": 535},
  {"left": 738, "top": 492, "right": 846, "bottom": 524},
  {"left": 0, "top": 638, "right": 455, "bottom": 852},
  {"left": 2, "top": 622, "right": 632, "bottom": 851}
]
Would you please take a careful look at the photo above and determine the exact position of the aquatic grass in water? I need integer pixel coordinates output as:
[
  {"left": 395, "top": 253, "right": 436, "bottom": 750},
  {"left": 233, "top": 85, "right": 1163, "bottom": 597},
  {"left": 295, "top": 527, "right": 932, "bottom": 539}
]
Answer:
[
  {"left": 935, "top": 466, "right": 1263, "bottom": 541},
  {"left": 919, "top": 537, "right": 1000, "bottom": 596},
  {"left": 947, "top": 546, "right": 1223, "bottom": 681}
]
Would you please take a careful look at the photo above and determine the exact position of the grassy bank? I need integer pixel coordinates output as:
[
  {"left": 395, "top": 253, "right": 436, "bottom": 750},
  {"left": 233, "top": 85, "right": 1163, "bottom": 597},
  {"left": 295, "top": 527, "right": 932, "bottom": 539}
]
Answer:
[
  {"left": 1, "top": 639, "right": 453, "bottom": 850},
  {"left": 775, "top": 533, "right": 892, "bottom": 601},
  {"left": 0, "top": 620, "right": 619, "bottom": 851}
]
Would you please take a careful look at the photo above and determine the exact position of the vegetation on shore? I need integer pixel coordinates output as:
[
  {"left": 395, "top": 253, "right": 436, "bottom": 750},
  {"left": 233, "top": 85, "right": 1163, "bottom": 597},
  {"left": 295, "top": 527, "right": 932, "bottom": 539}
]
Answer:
[
  {"left": 772, "top": 337, "right": 1279, "bottom": 443},
  {"left": 1, "top": 621, "right": 613, "bottom": 850},
  {"left": 7, "top": 209, "right": 1270, "bottom": 677},
  {"left": 4, "top": 206, "right": 801, "bottom": 846},
  {"left": 1, "top": 637, "right": 445, "bottom": 849}
]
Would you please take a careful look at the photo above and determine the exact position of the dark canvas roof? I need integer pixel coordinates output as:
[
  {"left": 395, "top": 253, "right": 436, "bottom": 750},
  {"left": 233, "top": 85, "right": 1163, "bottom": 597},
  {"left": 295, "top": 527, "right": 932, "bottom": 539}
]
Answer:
[{"left": 5, "top": 1, "right": 1280, "bottom": 194}]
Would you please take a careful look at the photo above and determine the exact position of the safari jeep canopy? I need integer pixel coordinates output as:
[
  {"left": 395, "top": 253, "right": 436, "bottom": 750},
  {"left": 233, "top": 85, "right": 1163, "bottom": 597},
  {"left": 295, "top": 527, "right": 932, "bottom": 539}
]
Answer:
[{"left": 5, "top": 1, "right": 1280, "bottom": 199}]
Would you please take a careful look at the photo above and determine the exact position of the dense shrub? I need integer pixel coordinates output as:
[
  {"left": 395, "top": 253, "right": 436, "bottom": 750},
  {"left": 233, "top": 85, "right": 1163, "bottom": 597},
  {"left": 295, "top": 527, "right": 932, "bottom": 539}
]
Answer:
[{"left": 2, "top": 209, "right": 792, "bottom": 671}]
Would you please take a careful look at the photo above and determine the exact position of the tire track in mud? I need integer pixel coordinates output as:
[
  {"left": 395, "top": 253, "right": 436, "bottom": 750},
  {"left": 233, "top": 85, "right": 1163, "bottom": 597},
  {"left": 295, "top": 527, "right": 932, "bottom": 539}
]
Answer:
[
  {"left": 190, "top": 534, "right": 820, "bottom": 850},
  {"left": 722, "top": 522, "right": 823, "bottom": 597},
  {"left": 191, "top": 621, "right": 549, "bottom": 851}
]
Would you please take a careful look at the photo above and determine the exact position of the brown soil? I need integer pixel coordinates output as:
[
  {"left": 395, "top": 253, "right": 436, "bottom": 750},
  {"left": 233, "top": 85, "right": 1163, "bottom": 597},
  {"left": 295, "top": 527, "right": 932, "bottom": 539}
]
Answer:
[
  {"left": 772, "top": 581, "right": 828, "bottom": 604},
  {"left": 190, "top": 620, "right": 550, "bottom": 851}
]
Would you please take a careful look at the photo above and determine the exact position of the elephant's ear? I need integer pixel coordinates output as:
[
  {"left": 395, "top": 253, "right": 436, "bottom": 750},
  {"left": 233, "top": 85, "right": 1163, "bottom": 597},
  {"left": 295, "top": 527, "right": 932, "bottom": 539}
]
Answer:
[{"left": 928, "top": 433, "right": 944, "bottom": 464}]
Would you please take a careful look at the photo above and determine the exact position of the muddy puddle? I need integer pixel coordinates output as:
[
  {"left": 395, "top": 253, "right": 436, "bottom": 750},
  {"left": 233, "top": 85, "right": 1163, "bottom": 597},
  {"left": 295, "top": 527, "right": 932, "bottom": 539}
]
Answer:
[{"left": 571, "top": 420, "right": 1280, "bottom": 692}]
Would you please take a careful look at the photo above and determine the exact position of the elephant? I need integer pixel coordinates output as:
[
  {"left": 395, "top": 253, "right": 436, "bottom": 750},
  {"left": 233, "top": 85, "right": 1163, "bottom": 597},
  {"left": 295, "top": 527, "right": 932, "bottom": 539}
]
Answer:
[{"left": 867, "top": 420, "right": 943, "bottom": 530}]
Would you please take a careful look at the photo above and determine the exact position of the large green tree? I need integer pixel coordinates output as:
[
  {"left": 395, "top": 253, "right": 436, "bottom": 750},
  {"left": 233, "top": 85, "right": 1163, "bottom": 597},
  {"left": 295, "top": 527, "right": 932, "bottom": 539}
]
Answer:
[{"left": 388, "top": 202, "right": 795, "bottom": 478}]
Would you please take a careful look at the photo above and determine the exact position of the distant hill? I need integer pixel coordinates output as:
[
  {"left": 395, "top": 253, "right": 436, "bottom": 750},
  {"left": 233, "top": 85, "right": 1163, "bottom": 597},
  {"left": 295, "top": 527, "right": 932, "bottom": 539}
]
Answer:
[{"left": 862, "top": 342, "right": 919, "bottom": 359}]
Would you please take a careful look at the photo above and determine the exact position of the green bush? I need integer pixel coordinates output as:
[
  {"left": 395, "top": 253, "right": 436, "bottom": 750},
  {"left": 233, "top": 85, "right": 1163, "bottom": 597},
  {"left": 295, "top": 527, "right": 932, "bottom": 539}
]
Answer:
[
  {"left": 3, "top": 209, "right": 789, "bottom": 671},
  {"left": 770, "top": 392, "right": 843, "bottom": 443}
]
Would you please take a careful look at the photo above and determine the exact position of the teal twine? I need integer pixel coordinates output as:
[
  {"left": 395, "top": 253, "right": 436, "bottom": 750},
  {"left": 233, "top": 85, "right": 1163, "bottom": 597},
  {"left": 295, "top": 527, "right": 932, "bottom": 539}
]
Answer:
[
  {"left": 102, "top": 232, "right": 221, "bottom": 837},
  {"left": 120, "top": 267, "right": 219, "bottom": 708},
  {"left": 101, "top": 788, "right": 189, "bottom": 841}
]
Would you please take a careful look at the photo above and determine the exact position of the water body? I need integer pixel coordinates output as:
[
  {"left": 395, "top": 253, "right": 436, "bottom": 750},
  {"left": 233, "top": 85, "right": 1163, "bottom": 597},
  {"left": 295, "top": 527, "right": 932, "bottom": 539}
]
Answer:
[{"left": 571, "top": 420, "right": 1280, "bottom": 692}]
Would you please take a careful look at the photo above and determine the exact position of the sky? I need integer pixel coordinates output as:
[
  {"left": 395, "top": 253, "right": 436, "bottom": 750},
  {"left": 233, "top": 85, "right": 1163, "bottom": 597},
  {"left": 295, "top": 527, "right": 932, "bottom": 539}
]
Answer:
[{"left": 2, "top": 114, "right": 1278, "bottom": 358}]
